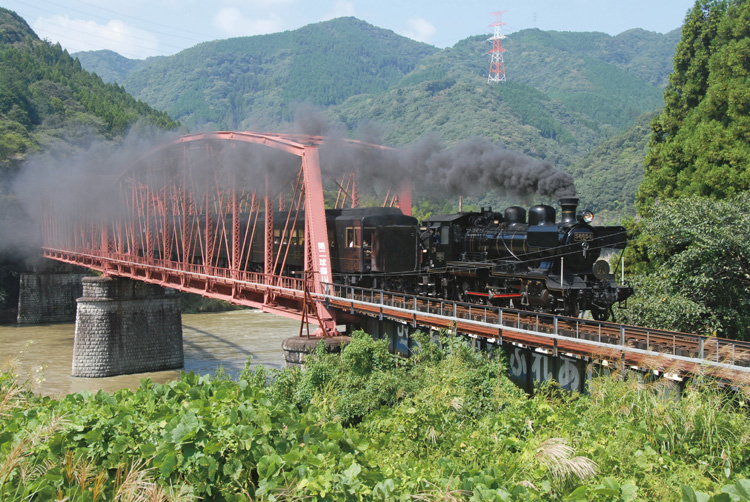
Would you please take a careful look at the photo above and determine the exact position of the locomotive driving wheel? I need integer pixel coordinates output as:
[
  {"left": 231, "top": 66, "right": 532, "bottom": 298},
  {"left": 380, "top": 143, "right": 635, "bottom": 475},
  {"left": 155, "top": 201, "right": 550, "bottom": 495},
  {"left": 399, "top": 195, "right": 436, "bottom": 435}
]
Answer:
[{"left": 591, "top": 306, "right": 611, "bottom": 322}]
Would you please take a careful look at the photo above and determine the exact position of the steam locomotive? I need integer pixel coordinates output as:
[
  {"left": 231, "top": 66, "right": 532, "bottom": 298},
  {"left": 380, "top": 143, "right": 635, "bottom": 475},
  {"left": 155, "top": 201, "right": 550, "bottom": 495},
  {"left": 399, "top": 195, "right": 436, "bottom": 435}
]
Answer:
[
  {"left": 236, "top": 197, "right": 631, "bottom": 320},
  {"left": 415, "top": 197, "right": 632, "bottom": 319}
]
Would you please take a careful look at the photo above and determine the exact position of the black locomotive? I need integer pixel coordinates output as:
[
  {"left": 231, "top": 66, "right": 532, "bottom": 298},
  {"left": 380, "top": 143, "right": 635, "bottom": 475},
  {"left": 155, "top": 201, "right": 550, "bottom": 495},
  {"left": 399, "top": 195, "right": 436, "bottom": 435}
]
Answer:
[
  {"left": 247, "top": 197, "right": 631, "bottom": 319},
  {"left": 415, "top": 197, "right": 631, "bottom": 319}
]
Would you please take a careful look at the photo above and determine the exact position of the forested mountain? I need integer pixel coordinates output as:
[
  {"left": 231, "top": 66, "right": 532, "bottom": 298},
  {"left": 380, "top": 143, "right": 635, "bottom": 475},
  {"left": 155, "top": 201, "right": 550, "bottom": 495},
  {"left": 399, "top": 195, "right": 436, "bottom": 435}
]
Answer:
[
  {"left": 73, "top": 18, "right": 678, "bottom": 219},
  {"left": 0, "top": 7, "right": 178, "bottom": 180},
  {"left": 69, "top": 50, "right": 161, "bottom": 85},
  {"left": 75, "top": 20, "right": 677, "bottom": 152},
  {"left": 567, "top": 112, "right": 656, "bottom": 220},
  {"left": 328, "top": 30, "right": 671, "bottom": 160},
  {"left": 76, "top": 18, "right": 439, "bottom": 131}
]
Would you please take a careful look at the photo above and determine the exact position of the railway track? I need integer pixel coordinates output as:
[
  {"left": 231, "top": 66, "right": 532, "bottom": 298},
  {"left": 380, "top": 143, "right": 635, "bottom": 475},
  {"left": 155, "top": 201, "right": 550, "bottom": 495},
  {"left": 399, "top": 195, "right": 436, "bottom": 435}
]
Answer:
[{"left": 322, "top": 283, "right": 750, "bottom": 384}]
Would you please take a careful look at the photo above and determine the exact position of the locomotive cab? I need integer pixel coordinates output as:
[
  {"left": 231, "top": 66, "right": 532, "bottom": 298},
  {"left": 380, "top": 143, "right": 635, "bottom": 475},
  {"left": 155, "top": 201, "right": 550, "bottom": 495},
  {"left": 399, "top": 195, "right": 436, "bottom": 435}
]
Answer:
[{"left": 422, "top": 213, "right": 474, "bottom": 269}]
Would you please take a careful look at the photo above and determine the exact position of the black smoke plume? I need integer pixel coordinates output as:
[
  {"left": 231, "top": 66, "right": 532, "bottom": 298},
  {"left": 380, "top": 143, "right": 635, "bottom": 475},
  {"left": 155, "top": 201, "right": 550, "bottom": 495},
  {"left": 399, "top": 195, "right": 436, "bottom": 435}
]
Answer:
[{"left": 3, "top": 108, "right": 576, "bottom": 256}]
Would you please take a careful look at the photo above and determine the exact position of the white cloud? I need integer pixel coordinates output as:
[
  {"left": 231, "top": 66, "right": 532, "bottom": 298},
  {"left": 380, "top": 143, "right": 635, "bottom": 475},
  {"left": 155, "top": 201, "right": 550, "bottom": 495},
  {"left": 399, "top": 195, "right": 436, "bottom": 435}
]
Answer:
[
  {"left": 222, "top": 0, "right": 296, "bottom": 7},
  {"left": 401, "top": 17, "right": 436, "bottom": 44},
  {"left": 32, "top": 15, "right": 160, "bottom": 59},
  {"left": 213, "top": 7, "right": 284, "bottom": 37},
  {"left": 321, "top": 1, "right": 356, "bottom": 21}
]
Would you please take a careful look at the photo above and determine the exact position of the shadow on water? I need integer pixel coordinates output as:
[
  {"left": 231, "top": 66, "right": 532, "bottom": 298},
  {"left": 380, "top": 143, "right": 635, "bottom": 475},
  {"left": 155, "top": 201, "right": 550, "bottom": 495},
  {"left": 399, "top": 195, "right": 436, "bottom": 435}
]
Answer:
[{"left": 182, "top": 324, "right": 260, "bottom": 360}]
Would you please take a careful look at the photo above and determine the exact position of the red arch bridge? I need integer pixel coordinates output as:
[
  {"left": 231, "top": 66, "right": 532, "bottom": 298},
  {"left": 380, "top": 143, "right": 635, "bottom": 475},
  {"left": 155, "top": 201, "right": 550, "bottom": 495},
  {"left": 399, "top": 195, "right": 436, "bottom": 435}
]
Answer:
[{"left": 40, "top": 131, "right": 750, "bottom": 387}]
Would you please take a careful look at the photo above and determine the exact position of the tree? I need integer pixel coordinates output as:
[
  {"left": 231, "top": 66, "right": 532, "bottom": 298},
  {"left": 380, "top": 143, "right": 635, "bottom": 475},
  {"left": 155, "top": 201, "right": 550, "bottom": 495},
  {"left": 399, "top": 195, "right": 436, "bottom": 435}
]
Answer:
[
  {"left": 622, "top": 195, "right": 750, "bottom": 339},
  {"left": 637, "top": 0, "right": 750, "bottom": 214}
]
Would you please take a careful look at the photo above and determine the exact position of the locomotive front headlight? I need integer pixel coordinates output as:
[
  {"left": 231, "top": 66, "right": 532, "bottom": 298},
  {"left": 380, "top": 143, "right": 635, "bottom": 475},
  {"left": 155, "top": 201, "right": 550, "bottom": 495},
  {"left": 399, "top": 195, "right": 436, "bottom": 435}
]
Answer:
[{"left": 577, "top": 210, "right": 594, "bottom": 224}]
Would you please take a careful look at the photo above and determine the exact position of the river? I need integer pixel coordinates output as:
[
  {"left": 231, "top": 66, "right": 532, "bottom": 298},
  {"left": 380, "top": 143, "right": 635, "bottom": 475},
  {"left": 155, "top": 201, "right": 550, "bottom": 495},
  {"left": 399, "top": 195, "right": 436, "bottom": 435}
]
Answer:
[{"left": 0, "top": 310, "right": 303, "bottom": 398}]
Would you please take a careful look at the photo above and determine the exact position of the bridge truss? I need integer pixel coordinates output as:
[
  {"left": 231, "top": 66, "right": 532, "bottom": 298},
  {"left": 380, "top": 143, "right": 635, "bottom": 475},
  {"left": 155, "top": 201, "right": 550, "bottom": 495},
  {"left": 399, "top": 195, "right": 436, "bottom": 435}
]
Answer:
[{"left": 41, "top": 132, "right": 411, "bottom": 334}]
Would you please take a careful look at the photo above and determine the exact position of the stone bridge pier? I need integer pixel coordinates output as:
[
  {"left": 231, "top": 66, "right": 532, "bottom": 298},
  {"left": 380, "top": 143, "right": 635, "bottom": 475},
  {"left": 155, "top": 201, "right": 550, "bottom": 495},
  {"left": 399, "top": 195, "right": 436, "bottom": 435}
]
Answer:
[
  {"left": 17, "top": 260, "right": 89, "bottom": 324},
  {"left": 72, "top": 276, "right": 183, "bottom": 377}
]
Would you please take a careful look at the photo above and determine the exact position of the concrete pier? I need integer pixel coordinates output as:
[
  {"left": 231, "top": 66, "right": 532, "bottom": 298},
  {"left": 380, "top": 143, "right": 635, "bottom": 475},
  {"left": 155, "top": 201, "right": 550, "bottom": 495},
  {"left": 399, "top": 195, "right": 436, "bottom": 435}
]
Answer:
[
  {"left": 72, "top": 276, "right": 183, "bottom": 377},
  {"left": 282, "top": 335, "right": 351, "bottom": 367}
]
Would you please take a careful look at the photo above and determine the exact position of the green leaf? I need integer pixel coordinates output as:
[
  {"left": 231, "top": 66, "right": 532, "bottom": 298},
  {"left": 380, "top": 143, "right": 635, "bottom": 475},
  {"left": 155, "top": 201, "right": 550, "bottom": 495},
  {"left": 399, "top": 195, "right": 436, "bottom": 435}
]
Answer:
[
  {"left": 564, "top": 486, "right": 589, "bottom": 502},
  {"left": 222, "top": 457, "right": 243, "bottom": 481},
  {"left": 170, "top": 411, "right": 199, "bottom": 443},
  {"left": 257, "top": 453, "right": 283, "bottom": 479},
  {"left": 682, "top": 485, "right": 710, "bottom": 502},
  {"left": 139, "top": 442, "right": 156, "bottom": 457},
  {"left": 159, "top": 452, "right": 178, "bottom": 477}
]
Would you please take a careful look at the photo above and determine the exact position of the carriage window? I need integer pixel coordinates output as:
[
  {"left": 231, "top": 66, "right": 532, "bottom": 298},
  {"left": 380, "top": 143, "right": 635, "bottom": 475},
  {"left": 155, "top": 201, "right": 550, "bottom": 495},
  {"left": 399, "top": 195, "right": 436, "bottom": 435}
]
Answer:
[
  {"left": 363, "top": 228, "right": 375, "bottom": 248},
  {"left": 346, "top": 227, "right": 361, "bottom": 247}
]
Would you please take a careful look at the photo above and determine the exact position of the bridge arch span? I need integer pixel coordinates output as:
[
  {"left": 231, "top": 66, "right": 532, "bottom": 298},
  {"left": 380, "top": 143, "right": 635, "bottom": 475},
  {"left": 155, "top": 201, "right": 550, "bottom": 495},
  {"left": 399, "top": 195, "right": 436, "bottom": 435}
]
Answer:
[{"left": 42, "top": 131, "right": 412, "bottom": 334}]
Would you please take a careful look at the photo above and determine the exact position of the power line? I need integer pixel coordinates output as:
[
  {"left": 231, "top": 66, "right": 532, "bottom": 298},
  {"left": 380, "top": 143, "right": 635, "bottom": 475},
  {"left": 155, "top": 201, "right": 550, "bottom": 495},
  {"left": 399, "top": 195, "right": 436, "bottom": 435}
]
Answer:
[
  {"left": 69, "top": 0, "right": 216, "bottom": 41},
  {"left": 6, "top": 0, "right": 217, "bottom": 58}
]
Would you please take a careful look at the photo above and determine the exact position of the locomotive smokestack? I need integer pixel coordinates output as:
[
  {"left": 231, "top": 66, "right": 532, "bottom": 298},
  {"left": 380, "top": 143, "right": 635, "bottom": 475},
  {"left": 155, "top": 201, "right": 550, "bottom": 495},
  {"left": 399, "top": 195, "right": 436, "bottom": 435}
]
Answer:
[{"left": 559, "top": 197, "right": 579, "bottom": 225}]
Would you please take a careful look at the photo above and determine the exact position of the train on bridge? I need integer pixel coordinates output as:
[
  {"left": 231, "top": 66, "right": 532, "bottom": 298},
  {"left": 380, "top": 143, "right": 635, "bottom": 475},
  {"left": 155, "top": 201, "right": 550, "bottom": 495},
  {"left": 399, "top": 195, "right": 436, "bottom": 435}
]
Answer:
[{"left": 179, "top": 197, "right": 632, "bottom": 321}]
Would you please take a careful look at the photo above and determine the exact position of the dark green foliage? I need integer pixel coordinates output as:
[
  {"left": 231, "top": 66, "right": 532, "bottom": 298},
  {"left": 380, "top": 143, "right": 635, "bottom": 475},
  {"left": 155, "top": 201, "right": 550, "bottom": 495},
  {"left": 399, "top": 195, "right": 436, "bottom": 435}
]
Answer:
[
  {"left": 0, "top": 6, "right": 180, "bottom": 325},
  {"left": 72, "top": 49, "right": 159, "bottom": 85},
  {"left": 0, "top": 6, "right": 178, "bottom": 172},
  {"left": 117, "top": 17, "right": 437, "bottom": 131},
  {"left": 568, "top": 112, "right": 656, "bottom": 221},
  {"left": 493, "top": 82, "right": 575, "bottom": 144},
  {"left": 549, "top": 57, "right": 664, "bottom": 131},
  {"left": 627, "top": 1, "right": 750, "bottom": 339},
  {"left": 269, "top": 331, "right": 411, "bottom": 425},
  {"left": 75, "top": 22, "right": 678, "bottom": 178},
  {"left": 639, "top": 0, "right": 750, "bottom": 213}
]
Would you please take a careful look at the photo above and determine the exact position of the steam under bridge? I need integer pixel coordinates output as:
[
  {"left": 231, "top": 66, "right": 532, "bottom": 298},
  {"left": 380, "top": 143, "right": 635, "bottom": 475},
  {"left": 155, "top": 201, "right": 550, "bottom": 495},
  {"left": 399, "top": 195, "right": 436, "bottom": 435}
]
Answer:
[{"left": 39, "top": 131, "right": 750, "bottom": 387}]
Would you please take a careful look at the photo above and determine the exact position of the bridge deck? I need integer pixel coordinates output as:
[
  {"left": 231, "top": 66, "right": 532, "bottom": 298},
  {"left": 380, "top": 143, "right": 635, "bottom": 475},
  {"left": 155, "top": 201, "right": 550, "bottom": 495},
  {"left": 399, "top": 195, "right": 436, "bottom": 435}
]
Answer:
[
  {"left": 324, "top": 284, "right": 750, "bottom": 384},
  {"left": 43, "top": 247, "right": 750, "bottom": 385}
]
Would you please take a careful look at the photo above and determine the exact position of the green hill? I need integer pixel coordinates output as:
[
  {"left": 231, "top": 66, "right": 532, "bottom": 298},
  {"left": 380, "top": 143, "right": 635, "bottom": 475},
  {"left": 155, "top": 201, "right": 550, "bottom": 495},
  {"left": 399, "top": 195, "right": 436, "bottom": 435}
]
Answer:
[
  {"left": 0, "top": 7, "right": 178, "bottom": 180},
  {"left": 74, "top": 19, "right": 679, "bottom": 214},
  {"left": 568, "top": 112, "right": 656, "bottom": 221},
  {"left": 0, "top": 7, "right": 180, "bottom": 319},
  {"left": 71, "top": 18, "right": 682, "bottom": 219},
  {"left": 334, "top": 28, "right": 676, "bottom": 148},
  {"left": 74, "top": 21, "right": 677, "bottom": 166},
  {"left": 92, "top": 17, "right": 439, "bottom": 131},
  {"left": 71, "top": 49, "right": 161, "bottom": 85}
]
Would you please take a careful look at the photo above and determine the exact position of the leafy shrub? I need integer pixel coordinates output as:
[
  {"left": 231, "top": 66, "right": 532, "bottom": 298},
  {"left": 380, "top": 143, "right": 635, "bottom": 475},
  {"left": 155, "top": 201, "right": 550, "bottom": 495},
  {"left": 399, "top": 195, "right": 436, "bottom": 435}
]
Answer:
[{"left": 1, "top": 332, "right": 749, "bottom": 501}]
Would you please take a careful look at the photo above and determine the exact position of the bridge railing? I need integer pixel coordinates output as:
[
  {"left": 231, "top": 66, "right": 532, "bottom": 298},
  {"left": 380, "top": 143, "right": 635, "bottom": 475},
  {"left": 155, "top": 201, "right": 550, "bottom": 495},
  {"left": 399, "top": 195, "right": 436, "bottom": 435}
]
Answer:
[
  {"left": 324, "top": 283, "right": 750, "bottom": 369},
  {"left": 104, "top": 252, "right": 312, "bottom": 292},
  {"left": 45, "top": 247, "right": 313, "bottom": 295}
]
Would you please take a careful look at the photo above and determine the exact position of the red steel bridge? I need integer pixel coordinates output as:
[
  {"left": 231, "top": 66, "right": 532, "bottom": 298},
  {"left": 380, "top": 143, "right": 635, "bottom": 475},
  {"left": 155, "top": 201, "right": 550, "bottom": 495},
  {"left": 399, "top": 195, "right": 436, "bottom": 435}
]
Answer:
[{"left": 40, "top": 132, "right": 750, "bottom": 385}]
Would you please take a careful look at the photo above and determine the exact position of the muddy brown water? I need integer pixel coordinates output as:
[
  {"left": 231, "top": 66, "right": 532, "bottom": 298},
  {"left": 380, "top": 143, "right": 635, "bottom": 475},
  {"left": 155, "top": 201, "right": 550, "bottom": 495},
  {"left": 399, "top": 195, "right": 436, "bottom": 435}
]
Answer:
[{"left": 0, "top": 310, "right": 304, "bottom": 398}]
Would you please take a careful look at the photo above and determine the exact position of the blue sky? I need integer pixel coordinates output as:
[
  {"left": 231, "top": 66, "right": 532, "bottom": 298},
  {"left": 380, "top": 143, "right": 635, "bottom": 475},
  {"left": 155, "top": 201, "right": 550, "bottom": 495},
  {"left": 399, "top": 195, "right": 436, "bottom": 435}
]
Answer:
[{"left": 3, "top": 0, "right": 696, "bottom": 60}]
